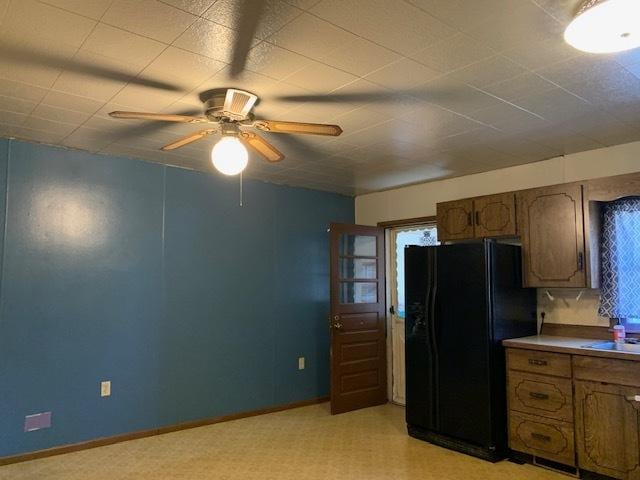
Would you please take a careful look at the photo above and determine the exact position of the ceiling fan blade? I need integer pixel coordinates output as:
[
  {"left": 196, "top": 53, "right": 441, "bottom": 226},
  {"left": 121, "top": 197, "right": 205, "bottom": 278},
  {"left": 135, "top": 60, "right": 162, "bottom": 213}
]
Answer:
[
  {"left": 254, "top": 120, "right": 343, "bottom": 137},
  {"left": 239, "top": 131, "right": 284, "bottom": 162},
  {"left": 230, "top": 0, "right": 267, "bottom": 78},
  {"left": 161, "top": 128, "right": 218, "bottom": 151},
  {"left": 109, "top": 111, "right": 209, "bottom": 123}
]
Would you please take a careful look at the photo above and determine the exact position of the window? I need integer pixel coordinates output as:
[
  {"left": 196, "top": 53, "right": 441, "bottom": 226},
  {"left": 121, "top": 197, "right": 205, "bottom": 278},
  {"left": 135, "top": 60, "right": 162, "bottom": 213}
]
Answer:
[
  {"left": 392, "top": 225, "right": 438, "bottom": 319},
  {"left": 598, "top": 197, "right": 640, "bottom": 324}
]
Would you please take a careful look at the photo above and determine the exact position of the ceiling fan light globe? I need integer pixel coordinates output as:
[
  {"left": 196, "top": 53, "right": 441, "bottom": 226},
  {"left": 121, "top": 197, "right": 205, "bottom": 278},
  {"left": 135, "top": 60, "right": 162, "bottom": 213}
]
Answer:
[
  {"left": 564, "top": 0, "right": 640, "bottom": 53},
  {"left": 211, "top": 137, "right": 248, "bottom": 176}
]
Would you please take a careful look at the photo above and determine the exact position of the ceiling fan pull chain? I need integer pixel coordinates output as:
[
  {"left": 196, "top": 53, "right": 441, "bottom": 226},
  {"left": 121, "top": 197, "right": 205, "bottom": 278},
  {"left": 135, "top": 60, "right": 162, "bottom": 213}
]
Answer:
[{"left": 239, "top": 171, "right": 244, "bottom": 207}]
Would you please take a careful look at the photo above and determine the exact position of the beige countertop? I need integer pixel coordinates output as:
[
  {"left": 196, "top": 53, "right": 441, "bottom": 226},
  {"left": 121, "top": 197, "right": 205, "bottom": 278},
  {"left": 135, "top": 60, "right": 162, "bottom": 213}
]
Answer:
[{"left": 503, "top": 335, "right": 640, "bottom": 361}]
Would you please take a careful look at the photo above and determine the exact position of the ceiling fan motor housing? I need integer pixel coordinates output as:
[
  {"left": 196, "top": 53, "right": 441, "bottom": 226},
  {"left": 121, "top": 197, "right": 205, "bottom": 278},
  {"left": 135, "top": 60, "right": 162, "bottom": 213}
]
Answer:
[{"left": 204, "top": 88, "right": 258, "bottom": 122}]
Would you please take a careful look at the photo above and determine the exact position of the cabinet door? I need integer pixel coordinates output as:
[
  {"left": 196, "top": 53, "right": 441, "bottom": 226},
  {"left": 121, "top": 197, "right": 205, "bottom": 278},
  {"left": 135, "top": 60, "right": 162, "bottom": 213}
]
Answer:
[
  {"left": 575, "top": 381, "right": 640, "bottom": 480},
  {"left": 474, "top": 193, "right": 517, "bottom": 238},
  {"left": 518, "top": 184, "right": 586, "bottom": 287},
  {"left": 437, "top": 199, "right": 473, "bottom": 241}
]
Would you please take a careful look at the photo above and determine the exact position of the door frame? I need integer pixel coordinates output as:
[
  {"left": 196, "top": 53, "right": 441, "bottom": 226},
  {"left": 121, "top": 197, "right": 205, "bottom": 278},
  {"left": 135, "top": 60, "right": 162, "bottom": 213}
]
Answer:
[{"left": 378, "top": 216, "right": 437, "bottom": 405}]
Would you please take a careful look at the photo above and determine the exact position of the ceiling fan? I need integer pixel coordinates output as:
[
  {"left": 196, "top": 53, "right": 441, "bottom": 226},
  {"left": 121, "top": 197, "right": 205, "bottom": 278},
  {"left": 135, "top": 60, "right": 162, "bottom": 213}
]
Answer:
[{"left": 109, "top": 88, "right": 343, "bottom": 175}]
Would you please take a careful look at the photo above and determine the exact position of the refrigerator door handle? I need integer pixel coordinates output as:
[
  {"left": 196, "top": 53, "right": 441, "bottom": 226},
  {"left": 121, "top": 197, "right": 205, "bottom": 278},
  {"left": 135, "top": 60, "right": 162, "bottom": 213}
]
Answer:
[{"left": 427, "top": 249, "right": 439, "bottom": 431}]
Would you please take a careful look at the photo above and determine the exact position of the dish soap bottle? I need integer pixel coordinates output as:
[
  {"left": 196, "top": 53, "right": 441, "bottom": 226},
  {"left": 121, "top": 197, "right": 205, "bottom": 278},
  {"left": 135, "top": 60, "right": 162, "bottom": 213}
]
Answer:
[{"left": 613, "top": 319, "right": 626, "bottom": 349}]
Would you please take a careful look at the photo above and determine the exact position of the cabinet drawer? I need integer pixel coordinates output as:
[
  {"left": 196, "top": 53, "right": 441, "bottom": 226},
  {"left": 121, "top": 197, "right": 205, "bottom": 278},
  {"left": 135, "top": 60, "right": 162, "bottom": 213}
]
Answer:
[
  {"left": 573, "top": 355, "right": 640, "bottom": 388},
  {"left": 507, "top": 348, "right": 572, "bottom": 378},
  {"left": 509, "top": 411, "right": 575, "bottom": 466},
  {"left": 508, "top": 371, "right": 573, "bottom": 422}
]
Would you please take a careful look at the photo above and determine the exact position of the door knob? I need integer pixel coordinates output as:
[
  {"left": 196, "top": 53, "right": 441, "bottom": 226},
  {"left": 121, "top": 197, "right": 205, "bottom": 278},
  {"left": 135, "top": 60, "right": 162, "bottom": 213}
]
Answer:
[{"left": 333, "top": 322, "right": 343, "bottom": 329}]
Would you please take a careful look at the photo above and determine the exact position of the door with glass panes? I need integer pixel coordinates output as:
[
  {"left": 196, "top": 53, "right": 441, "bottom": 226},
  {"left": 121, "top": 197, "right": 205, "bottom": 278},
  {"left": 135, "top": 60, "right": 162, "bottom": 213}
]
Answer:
[{"left": 329, "top": 223, "right": 386, "bottom": 414}]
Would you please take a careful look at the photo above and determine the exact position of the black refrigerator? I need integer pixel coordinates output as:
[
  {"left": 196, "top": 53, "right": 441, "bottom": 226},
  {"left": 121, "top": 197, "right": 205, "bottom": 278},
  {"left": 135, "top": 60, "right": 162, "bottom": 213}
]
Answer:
[{"left": 405, "top": 240, "right": 536, "bottom": 462}]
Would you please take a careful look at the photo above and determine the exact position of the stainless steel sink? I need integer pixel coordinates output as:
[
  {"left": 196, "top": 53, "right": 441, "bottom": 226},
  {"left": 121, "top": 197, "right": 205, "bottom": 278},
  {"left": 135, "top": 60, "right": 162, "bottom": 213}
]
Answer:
[{"left": 583, "top": 341, "right": 640, "bottom": 353}]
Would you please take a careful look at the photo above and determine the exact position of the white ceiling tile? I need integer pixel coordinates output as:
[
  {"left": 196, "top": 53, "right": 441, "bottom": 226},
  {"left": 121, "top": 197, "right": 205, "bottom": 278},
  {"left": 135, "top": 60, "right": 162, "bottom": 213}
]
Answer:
[
  {"left": 0, "top": 55, "right": 64, "bottom": 88},
  {"left": 0, "top": 109, "right": 28, "bottom": 127},
  {"left": 62, "top": 126, "right": 120, "bottom": 151},
  {"left": 204, "top": 0, "right": 303, "bottom": 39},
  {"left": 0, "top": 95, "right": 37, "bottom": 114},
  {"left": 514, "top": 88, "right": 596, "bottom": 123},
  {"left": 320, "top": 37, "right": 401, "bottom": 77},
  {"left": 39, "top": 0, "right": 112, "bottom": 20},
  {"left": 83, "top": 24, "right": 167, "bottom": 70},
  {"left": 414, "top": 79, "right": 504, "bottom": 115},
  {"left": 245, "top": 42, "right": 311, "bottom": 80},
  {"left": 464, "top": 1, "right": 563, "bottom": 53},
  {"left": 102, "top": 0, "right": 197, "bottom": 43},
  {"left": 12, "top": 126, "right": 67, "bottom": 144},
  {"left": 311, "top": 0, "right": 456, "bottom": 55},
  {"left": 566, "top": 73, "right": 640, "bottom": 109},
  {"left": 31, "top": 104, "right": 92, "bottom": 124},
  {"left": 364, "top": 58, "right": 441, "bottom": 91},
  {"left": 22, "top": 116, "right": 78, "bottom": 136},
  {"left": 141, "top": 47, "right": 226, "bottom": 91},
  {"left": 536, "top": 55, "right": 629, "bottom": 88},
  {"left": 410, "top": 33, "right": 496, "bottom": 73},
  {"left": 42, "top": 91, "right": 105, "bottom": 114},
  {"left": 51, "top": 51, "right": 137, "bottom": 102},
  {"left": 0, "top": 78, "right": 48, "bottom": 102},
  {"left": 405, "top": 0, "right": 512, "bottom": 35},
  {"left": 1, "top": 0, "right": 96, "bottom": 48},
  {"left": 268, "top": 12, "right": 358, "bottom": 59},
  {"left": 282, "top": 61, "right": 358, "bottom": 94},
  {"left": 110, "top": 84, "right": 186, "bottom": 111},
  {"left": 447, "top": 56, "right": 528, "bottom": 89},
  {"left": 157, "top": 0, "right": 216, "bottom": 16},
  {"left": 467, "top": 103, "right": 549, "bottom": 135},
  {"left": 503, "top": 36, "right": 581, "bottom": 71},
  {"left": 533, "top": 0, "right": 576, "bottom": 25},
  {"left": 482, "top": 72, "right": 557, "bottom": 103},
  {"left": 172, "top": 17, "right": 246, "bottom": 63}
]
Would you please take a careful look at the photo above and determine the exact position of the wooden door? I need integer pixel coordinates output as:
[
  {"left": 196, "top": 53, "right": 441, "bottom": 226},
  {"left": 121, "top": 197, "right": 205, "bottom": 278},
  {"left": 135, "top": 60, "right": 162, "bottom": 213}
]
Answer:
[
  {"left": 473, "top": 193, "right": 517, "bottom": 238},
  {"left": 329, "top": 223, "right": 386, "bottom": 414},
  {"left": 518, "top": 184, "right": 586, "bottom": 288},
  {"left": 437, "top": 198, "right": 474, "bottom": 241},
  {"left": 575, "top": 381, "right": 640, "bottom": 479}
]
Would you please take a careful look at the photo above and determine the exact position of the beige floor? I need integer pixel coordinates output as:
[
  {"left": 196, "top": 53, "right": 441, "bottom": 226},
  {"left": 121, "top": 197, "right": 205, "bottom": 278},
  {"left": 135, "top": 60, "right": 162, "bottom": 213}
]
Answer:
[{"left": 1, "top": 403, "right": 565, "bottom": 480}]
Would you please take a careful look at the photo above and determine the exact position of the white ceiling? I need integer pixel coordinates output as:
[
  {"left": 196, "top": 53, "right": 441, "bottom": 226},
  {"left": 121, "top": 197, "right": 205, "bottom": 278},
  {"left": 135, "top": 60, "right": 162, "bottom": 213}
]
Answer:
[{"left": 0, "top": 0, "right": 640, "bottom": 196}]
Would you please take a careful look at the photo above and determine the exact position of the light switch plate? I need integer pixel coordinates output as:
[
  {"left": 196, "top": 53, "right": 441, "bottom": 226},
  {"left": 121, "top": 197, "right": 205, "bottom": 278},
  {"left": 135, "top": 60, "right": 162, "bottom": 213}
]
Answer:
[
  {"left": 298, "top": 357, "right": 305, "bottom": 370},
  {"left": 101, "top": 381, "right": 111, "bottom": 397}
]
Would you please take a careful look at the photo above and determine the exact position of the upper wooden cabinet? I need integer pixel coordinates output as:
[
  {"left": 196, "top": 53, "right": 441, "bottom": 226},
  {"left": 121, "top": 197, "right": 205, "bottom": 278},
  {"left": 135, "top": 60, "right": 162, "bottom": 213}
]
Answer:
[
  {"left": 437, "top": 199, "right": 474, "bottom": 241},
  {"left": 474, "top": 193, "right": 517, "bottom": 238},
  {"left": 437, "top": 193, "right": 516, "bottom": 241},
  {"left": 517, "top": 184, "right": 586, "bottom": 288}
]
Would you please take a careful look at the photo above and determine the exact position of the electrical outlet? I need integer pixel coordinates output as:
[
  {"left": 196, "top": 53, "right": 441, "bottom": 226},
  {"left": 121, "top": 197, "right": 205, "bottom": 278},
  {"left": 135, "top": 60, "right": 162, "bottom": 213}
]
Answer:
[
  {"left": 298, "top": 357, "right": 305, "bottom": 370},
  {"left": 100, "top": 381, "right": 111, "bottom": 397}
]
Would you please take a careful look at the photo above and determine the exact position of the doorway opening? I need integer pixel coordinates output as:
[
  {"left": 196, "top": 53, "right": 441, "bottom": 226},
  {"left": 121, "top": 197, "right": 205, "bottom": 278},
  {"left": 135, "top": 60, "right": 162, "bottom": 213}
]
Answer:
[{"left": 387, "top": 223, "right": 438, "bottom": 405}]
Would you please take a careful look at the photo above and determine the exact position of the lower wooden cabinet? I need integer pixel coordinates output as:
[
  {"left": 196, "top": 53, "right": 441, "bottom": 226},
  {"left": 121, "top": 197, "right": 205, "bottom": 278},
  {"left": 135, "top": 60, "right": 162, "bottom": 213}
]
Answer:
[
  {"left": 508, "top": 348, "right": 640, "bottom": 479},
  {"left": 575, "top": 381, "right": 640, "bottom": 479},
  {"left": 509, "top": 411, "right": 575, "bottom": 466}
]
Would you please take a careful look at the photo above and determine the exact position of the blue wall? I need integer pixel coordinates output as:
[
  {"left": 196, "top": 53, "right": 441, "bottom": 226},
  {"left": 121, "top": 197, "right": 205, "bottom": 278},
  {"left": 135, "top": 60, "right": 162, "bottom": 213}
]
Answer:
[{"left": 0, "top": 139, "right": 353, "bottom": 457}]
